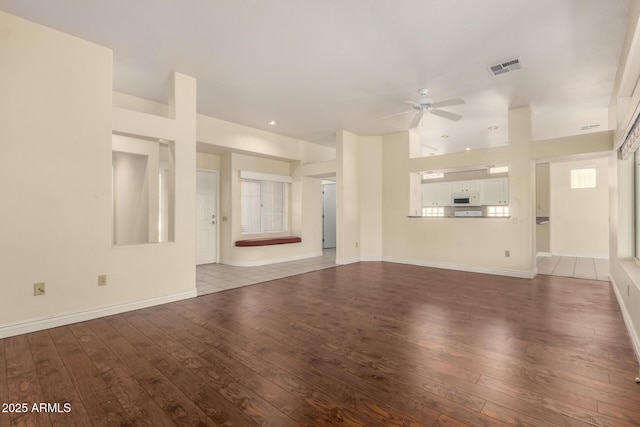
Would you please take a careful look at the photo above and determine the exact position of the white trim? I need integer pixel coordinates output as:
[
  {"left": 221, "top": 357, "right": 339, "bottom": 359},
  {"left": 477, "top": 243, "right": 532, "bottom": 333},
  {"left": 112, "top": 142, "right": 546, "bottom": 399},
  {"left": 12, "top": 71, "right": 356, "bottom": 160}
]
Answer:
[
  {"left": 536, "top": 252, "right": 553, "bottom": 257},
  {"left": 220, "top": 251, "right": 322, "bottom": 267},
  {"left": 0, "top": 290, "right": 197, "bottom": 339},
  {"left": 610, "top": 275, "right": 640, "bottom": 369},
  {"left": 359, "top": 255, "right": 383, "bottom": 262},
  {"left": 381, "top": 256, "right": 537, "bottom": 279},
  {"left": 239, "top": 170, "right": 292, "bottom": 183},
  {"left": 335, "top": 257, "right": 361, "bottom": 265},
  {"left": 550, "top": 253, "right": 609, "bottom": 259},
  {"left": 196, "top": 168, "right": 220, "bottom": 264}
]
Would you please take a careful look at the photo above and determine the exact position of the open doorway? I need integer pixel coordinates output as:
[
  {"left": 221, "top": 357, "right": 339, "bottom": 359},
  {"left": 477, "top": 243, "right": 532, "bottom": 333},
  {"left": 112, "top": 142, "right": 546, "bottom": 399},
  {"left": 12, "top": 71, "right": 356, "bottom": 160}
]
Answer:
[
  {"left": 535, "top": 156, "right": 610, "bottom": 280},
  {"left": 322, "top": 180, "right": 336, "bottom": 249}
]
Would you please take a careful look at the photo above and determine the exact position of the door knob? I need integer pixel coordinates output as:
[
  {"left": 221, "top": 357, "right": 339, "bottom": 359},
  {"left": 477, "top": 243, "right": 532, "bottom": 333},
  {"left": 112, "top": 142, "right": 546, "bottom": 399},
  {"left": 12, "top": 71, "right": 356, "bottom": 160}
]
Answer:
[
  {"left": 211, "top": 214, "right": 216, "bottom": 218},
  {"left": 211, "top": 221, "right": 216, "bottom": 225}
]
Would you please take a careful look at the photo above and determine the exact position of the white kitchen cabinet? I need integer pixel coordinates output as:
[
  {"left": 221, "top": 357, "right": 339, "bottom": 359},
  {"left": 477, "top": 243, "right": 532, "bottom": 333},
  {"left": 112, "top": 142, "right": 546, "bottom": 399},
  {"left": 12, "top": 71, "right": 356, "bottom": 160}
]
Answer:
[
  {"left": 480, "top": 178, "right": 509, "bottom": 205},
  {"left": 422, "top": 182, "right": 452, "bottom": 206},
  {"left": 451, "top": 180, "right": 479, "bottom": 193}
]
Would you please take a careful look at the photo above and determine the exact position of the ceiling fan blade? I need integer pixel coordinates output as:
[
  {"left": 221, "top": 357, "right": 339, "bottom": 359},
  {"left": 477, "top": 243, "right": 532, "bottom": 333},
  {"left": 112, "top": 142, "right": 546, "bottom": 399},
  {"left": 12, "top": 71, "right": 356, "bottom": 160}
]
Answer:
[
  {"left": 401, "top": 100, "right": 422, "bottom": 108},
  {"left": 379, "top": 110, "right": 414, "bottom": 120},
  {"left": 431, "top": 98, "right": 465, "bottom": 108},
  {"left": 409, "top": 111, "right": 424, "bottom": 128},
  {"left": 431, "top": 109, "right": 462, "bottom": 121}
]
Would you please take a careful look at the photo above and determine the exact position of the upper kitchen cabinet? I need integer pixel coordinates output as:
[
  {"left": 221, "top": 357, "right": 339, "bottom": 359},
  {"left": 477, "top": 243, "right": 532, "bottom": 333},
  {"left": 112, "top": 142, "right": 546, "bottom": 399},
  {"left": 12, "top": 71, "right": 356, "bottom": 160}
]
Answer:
[
  {"left": 422, "top": 182, "right": 453, "bottom": 206},
  {"left": 480, "top": 177, "right": 509, "bottom": 205},
  {"left": 451, "top": 180, "right": 479, "bottom": 193}
]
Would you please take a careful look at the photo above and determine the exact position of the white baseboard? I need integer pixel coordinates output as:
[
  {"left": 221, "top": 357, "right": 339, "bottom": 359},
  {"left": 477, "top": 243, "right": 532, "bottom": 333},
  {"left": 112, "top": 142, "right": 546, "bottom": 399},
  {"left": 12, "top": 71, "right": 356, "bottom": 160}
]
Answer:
[
  {"left": 335, "top": 257, "right": 361, "bottom": 265},
  {"left": 550, "top": 253, "right": 609, "bottom": 259},
  {"left": 0, "top": 289, "right": 197, "bottom": 339},
  {"left": 610, "top": 275, "right": 640, "bottom": 370},
  {"left": 536, "top": 252, "right": 552, "bottom": 257},
  {"left": 381, "top": 256, "right": 537, "bottom": 279},
  {"left": 220, "top": 251, "right": 323, "bottom": 267},
  {"left": 359, "top": 255, "right": 383, "bottom": 262}
]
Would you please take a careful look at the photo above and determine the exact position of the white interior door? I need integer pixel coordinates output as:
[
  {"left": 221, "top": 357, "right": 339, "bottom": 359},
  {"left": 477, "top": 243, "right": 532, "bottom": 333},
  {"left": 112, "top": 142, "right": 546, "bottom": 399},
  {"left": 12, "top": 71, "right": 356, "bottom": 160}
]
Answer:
[
  {"left": 323, "top": 183, "right": 336, "bottom": 249},
  {"left": 196, "top": 170, "right": 218, "bottom": 265}
]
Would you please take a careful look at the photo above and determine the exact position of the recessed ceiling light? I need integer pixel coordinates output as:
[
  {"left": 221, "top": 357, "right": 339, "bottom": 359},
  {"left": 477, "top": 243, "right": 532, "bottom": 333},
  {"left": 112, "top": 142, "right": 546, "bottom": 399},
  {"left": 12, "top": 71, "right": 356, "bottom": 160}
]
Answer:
[
  {"left": 441, "top": 135, "right": 449, "bottom": 139},
  {"left": 488, "top": 126, "right": 499, "bottom": 131},
  {"left": 268, "top": 120, "right": 277, "bottom": 126},
  {"left": 465, "top": 147, "right": 471, "bottom": 151}
]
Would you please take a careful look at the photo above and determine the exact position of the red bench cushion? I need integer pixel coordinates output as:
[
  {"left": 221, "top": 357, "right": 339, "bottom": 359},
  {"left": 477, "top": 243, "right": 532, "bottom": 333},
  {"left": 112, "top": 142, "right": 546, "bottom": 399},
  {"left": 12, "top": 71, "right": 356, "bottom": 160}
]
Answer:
[{"left": 235, "top": 236, "right": 302, "bottom": 247}]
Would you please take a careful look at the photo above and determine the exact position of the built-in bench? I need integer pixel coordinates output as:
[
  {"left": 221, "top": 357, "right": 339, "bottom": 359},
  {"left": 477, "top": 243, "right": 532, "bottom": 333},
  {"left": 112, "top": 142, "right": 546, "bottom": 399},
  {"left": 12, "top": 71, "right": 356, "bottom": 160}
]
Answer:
[{"left": 235, "top": 236, "right": 302, "bottom": 247}]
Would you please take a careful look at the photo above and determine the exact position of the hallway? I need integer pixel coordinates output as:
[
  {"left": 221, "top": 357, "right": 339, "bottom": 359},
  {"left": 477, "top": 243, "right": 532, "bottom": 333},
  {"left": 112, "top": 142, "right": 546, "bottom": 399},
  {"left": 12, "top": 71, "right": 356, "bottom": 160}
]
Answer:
[
  {"left": 196, "top": 249, "right": 337, "bottom": 295},
  {"left": 537, "top": 256, "right": 609, "bottom": 281}
]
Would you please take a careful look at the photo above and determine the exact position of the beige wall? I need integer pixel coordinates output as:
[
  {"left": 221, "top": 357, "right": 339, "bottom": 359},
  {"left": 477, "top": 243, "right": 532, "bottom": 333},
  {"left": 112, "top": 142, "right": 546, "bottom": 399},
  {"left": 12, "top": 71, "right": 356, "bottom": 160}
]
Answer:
[
  {"left": 609, "top": 0, "right": 640, "bottom": 361},
  {"left": 536, "top": 163, "right": 551, "bottom": 254},
  {"left": 550, "top": 157, "right": 610, "bottom": 258},
  {"left": 217, "top": 153, "right": 323, "bottom": 266},
  {"left": 0, "top": 12, "right": 197, "bottom": 334},
  {"left": 336, "top": 131, "right": 361, "bottom": 263},
  {"left": 379, "top": 110, "right": 612, "bottom": 278},
  {"left": 196, "top": 152, "right": 221, "bottom": 170},
  {"left": 359, "top": 136, "right": 383, "bottom": 260}
]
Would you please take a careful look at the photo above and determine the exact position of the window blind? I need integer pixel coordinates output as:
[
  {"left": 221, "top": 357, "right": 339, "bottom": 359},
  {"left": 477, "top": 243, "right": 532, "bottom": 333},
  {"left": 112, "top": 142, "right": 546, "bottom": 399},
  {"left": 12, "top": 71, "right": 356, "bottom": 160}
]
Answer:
[{"left": 240, "top": 179, "right": 287, "bottom": 234}]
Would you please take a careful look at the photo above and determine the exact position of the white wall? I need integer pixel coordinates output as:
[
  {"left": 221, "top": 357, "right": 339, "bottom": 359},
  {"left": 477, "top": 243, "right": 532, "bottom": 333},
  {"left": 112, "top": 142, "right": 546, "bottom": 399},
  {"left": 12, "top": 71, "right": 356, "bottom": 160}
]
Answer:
[
  {"left": 550, "top": 157, "right": 610, "bottom": 258},
  {"left": 0, "top": 12, "right": 197, "bottom": 336}
]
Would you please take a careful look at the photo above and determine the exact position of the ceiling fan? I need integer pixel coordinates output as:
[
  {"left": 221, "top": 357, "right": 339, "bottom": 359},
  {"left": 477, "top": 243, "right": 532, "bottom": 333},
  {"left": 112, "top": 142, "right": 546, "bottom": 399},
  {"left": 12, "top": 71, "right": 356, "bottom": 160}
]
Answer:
[{"left": 381, "top": 89, "right": 465, "bottom": 128}]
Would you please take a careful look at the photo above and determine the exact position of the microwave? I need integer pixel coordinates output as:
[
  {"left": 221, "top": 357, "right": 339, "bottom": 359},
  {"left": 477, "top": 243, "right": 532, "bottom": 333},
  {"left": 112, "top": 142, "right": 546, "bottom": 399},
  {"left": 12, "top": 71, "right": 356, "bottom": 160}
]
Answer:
[{"left": 452, "top": 192, "right": 480, "bottom": 207}]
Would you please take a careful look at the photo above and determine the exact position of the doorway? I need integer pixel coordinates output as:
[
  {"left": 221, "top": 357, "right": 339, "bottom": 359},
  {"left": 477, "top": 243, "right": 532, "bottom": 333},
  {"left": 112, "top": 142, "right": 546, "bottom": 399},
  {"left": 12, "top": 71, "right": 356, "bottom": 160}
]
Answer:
[
  {"left": 196, "top": 170, "right": 218, "bottom": 265},
  {"left": 322, "top": 181, "right": 336, "bottom": 249}
]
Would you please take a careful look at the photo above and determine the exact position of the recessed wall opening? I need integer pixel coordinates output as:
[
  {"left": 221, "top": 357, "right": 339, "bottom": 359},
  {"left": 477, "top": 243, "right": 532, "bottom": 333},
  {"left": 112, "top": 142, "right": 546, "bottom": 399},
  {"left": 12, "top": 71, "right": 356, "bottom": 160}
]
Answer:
[
  {"left": 410, "top": 163, "right": 509, "bottom": 218},
  {"left": 112, "top": 134, "right": 175, "bottom": 245}
]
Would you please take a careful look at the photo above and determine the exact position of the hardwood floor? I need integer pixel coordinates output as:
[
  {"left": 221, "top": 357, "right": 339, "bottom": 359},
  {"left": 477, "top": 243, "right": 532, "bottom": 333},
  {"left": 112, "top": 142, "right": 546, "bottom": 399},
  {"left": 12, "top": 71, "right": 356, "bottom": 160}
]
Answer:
[{"left": 1, "top": 262, "right": 639, "bottom": 426}]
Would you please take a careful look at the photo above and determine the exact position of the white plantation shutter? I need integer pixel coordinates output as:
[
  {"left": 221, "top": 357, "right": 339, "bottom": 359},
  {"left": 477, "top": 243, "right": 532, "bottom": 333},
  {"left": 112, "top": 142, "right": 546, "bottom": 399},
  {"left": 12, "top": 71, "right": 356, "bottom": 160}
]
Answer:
[
  {"left": 241, "top": 180, "right": 262, "bottom": 233},
  {"left": 241, "top": 178, "right": 287, "bottom": 234}
]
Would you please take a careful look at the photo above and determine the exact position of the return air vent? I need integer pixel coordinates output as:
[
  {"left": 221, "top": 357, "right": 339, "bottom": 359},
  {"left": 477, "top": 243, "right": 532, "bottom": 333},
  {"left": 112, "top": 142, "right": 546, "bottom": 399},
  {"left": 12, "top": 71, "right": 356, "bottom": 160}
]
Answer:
[
  {"left": 580, "top": 124, "right": 601, "bottom": 131},
  {"left": 488, "top": 58, "right": 523, "bottom": 76}
]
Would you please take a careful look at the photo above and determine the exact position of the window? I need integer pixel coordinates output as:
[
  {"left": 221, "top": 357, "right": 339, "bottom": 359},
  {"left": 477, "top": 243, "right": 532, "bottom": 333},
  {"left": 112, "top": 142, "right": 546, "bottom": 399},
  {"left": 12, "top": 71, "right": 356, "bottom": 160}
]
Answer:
[
  {"left": 487, "top": 206, "right": 509, "bottom": 217},
  {"left": 241, "top": 179, "right": 288, "bottom": 234},
  {"left": 422, "top": 207, "right": 445, "bottom": 217},
  {"left": 489, "top": 166, "right": 509, "bottom": 174},
  {"left": 635, "top": 150, "right": 640, "bottom": 260},
  {"left": 571, "top": 168, "right": 596, "bottom": 189}
]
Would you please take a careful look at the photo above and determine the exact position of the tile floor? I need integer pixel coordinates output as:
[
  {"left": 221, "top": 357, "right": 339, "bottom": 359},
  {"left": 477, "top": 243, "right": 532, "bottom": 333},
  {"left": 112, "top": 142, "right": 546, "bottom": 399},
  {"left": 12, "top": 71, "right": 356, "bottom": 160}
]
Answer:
[
  {"left": 196, "top": 248, "right": 337, "bottom": 295},
  {"left": 536, "top": 255, "right": 609, "bottom": 281}
]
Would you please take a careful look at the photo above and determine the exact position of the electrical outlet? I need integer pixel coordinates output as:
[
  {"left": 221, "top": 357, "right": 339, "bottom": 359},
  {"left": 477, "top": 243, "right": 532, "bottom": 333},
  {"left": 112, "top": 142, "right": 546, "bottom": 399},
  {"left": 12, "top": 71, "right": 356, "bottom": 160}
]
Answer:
[
  {"left": 504, "top": 250, "right": 510, "bottom": 258},
  {"left": 98, "top": 274, "right": 107, "bottom": 286},
  {"left": 34, "top": 282, "right": 45, "bottom": 296}
]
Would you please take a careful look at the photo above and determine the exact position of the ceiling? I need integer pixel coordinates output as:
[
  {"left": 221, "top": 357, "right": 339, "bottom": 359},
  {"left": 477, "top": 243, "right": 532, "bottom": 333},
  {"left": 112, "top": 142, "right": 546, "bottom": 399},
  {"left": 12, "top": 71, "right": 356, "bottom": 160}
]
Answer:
[{"left": 0, "top": 0, "right": 631, "bottom": 154}]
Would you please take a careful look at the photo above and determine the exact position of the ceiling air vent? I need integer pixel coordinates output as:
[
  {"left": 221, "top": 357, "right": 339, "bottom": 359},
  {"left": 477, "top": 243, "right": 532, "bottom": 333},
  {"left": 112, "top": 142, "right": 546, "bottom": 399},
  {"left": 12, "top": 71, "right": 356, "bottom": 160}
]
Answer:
[{"left": 488, "top": 58, "right": 523, "bottom": 76}]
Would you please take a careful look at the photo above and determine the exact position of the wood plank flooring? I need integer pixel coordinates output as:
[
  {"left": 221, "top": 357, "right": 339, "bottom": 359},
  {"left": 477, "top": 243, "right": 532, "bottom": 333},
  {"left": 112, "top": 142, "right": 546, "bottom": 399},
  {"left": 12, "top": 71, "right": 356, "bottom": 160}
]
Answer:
[{"left": 1, "top": 262, "right": 639, "bottom": 426}]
